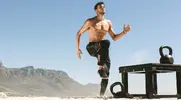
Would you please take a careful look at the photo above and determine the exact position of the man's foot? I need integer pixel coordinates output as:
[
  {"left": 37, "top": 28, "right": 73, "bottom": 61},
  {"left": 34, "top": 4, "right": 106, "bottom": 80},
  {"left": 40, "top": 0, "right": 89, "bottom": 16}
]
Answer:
[
  {"left": 98, "top": 94, "right": 109, "bottom": 99},
  {"left": 99, "top": 92, "right": 104, "bottom": 97}
]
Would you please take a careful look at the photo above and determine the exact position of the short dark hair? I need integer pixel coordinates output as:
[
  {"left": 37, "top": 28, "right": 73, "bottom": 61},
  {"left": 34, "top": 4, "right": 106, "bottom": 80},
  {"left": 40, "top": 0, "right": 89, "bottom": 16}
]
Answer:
[{"left": 94, "top": 2, "right": 104, "bottom": 10}]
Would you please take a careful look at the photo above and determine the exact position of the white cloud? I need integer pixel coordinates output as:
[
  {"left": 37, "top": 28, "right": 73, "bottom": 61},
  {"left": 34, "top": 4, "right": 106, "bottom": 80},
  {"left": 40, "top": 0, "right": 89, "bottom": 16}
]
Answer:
[{"left": 128, "top": 49, "right": 150, "bottom": 64}]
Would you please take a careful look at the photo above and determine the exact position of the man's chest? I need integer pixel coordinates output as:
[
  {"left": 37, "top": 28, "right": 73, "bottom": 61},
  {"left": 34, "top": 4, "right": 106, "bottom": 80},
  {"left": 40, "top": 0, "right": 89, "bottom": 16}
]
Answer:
[{"left": 91, "top": 21, "right": 110, "bottom": 31}]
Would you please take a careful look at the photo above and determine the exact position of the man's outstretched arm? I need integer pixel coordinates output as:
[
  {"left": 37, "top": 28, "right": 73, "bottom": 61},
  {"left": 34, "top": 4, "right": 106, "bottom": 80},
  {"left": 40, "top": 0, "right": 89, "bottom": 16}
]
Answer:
[
  {"left": 108, "top": 21, "right": 131, "bottom": 41},
  {"left": 76, "top": 19, "right": 90, "bottom": 59}
]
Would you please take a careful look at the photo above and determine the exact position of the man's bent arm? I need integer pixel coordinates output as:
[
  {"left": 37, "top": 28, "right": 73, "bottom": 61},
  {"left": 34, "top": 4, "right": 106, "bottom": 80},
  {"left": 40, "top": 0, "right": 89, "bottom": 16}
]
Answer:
[
  {"left": 108, "top": 21, "right": 126, "bottom": 41},
  {"left": 112, "top": 31, "right": 126, "bottom": 41},
  {"left": 76, "top": 19, "right": 90, "bottom": 50}
]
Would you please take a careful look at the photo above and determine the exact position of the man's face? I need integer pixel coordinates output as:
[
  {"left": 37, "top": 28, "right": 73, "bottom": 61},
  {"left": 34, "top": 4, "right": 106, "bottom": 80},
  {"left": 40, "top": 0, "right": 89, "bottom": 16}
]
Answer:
[{"left": 95, "top": 4, "right": 105, "bottom": 15}]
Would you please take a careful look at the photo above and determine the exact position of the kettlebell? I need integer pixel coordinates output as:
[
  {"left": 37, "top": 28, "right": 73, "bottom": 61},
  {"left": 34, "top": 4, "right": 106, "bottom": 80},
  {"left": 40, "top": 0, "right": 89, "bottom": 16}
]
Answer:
[
  {"left": 110, "top": 82, "right": 133, "bottom": 98},
  {"left": 159, "top": 45, "right": 174, "bottom": 64}
]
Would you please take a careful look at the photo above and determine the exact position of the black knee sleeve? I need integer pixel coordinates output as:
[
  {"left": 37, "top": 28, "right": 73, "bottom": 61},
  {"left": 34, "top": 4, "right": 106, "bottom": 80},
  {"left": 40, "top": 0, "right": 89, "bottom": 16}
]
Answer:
[
  {"left": 101, "top": 79, "right": 108, "bottom": 86},
  {"left": 100, "top": 79, "right": 109, "bottom": 95}
]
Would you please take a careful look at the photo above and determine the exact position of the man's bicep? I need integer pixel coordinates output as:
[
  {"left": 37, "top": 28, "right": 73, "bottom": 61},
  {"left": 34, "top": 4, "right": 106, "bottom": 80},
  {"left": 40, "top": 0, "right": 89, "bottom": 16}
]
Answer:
[
  {"left": 108, "top": 22, "right": 116, "bottom": 39},
  {"left": 77, "top": 20, "right": 90, "bottom": 35}
]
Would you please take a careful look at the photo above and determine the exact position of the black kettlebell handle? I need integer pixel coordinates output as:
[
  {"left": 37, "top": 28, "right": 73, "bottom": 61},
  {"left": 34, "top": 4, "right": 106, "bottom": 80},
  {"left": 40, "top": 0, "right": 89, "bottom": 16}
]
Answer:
[
  {"left": 159, "top": 46, "right": 173, "bottom": 57},
  {"left": 110, "top": 82, "right": 125, "bottom": 96}
]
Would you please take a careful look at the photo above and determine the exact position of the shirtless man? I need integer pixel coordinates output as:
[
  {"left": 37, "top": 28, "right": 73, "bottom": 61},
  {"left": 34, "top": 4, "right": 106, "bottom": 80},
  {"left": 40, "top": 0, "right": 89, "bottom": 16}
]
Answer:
[{"left": 76, "top": 2, "right": 131, "bottom": 96}]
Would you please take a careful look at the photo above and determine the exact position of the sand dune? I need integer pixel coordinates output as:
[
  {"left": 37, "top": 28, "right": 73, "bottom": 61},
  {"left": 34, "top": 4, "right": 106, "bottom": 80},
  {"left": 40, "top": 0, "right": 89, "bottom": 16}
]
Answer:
[
  {"left": 0, "top": 97, "right": 179, "bottom": 100},
  {"left": 0, "top": 93, "right": 179, "bottom": 100}
]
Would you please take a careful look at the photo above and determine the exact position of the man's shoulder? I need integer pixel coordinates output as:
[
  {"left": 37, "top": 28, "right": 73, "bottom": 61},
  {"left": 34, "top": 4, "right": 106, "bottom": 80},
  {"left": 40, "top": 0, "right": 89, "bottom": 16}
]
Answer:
[
  {"left": 84, "top": 17, "right": 95, "bottom": 23},
  {"left": 105, "top": 19, "right": 112, "bottom": 23},
  {"left": 87, "top": 17, "right": 96, "bottom": 21}
]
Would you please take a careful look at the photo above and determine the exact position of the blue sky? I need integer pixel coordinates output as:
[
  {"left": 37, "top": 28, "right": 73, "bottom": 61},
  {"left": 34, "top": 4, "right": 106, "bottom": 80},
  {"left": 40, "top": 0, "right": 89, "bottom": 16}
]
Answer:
[{"left": 0, "top": 0, "right": 181, "bottom": 94}]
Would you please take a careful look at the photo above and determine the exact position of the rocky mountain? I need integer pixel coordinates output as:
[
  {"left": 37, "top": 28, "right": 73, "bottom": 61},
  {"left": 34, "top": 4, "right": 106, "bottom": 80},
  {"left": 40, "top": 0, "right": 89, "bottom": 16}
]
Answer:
[{"left": 0, "top": 62, "right": 106, "bottom": 97}]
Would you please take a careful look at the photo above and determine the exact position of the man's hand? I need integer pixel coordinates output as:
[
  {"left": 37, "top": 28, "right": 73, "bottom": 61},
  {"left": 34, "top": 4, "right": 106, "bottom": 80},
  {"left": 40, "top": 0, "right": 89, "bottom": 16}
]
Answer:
[
  {"left": 77, "top": 49, "right": 82, "bottom": 59},
  {"left": 123, "top": 24, "right": 131, "bottom": 34}
]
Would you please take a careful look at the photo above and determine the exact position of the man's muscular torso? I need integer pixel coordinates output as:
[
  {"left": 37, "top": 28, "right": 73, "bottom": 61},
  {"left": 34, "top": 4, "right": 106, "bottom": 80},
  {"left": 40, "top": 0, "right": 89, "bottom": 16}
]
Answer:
[{"left": 87, "top": 17, "right": 111, "bottom": 42}]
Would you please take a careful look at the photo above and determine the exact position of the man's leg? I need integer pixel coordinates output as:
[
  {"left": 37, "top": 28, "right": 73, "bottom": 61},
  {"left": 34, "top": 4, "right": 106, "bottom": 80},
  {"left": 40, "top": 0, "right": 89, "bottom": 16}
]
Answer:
[
  {"left": 86, "top": 40, "right": 111, "bottom": 96},
  {"left": 97, "top": 40, "right": 110, "bottom": 78},
  {"left": 99, "top": 58, "right": 110, "bottom": 96},
  {"left": 97, "top": 40, "right": 111, "bottom": 96}
]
